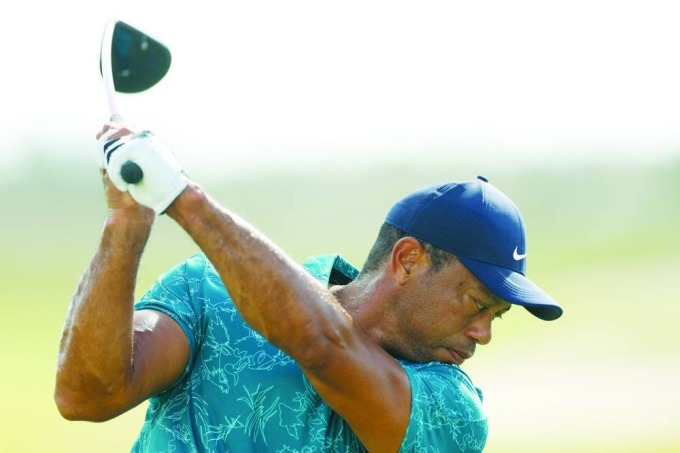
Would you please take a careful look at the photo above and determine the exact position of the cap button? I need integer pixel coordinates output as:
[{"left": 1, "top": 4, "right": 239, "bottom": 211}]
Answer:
[{"left": 477, "top": 175, "right": 489, "bottom": 182}]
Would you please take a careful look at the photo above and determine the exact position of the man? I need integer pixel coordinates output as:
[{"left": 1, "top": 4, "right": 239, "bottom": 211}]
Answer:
[{"left": 55, "top": 123, "right": 562, "bottom": 452}]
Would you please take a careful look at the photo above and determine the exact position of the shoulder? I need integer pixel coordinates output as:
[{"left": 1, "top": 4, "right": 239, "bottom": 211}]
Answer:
[
  {"left": 399, "top": 361, "right": 487, "bottom": 452},
  {"left": 135, "top": 252, "right": 226, "bottom": 316},
  {"left": 157, "top": 253, "right": 220, "bottom": 288},
  {"left": 401, "top": 361, "right": 483, "bottom": 403}
]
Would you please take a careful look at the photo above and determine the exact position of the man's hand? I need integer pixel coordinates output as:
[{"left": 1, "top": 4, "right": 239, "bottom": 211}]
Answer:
[{"left": 95, "top": 124, "right": 188, "bottom": 214}]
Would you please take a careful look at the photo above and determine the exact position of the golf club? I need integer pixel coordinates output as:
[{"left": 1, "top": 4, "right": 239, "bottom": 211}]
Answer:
[{"left": 100, "top": 20, "right": 172, "bottom": 184}]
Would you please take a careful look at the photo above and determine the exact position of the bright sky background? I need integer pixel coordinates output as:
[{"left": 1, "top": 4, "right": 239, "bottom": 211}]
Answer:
[{"left": 2, "top": 0, "right": 679, "bottom": 178}]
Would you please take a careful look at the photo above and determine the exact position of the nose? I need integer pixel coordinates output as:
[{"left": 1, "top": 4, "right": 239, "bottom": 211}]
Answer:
[{"left": 465, "top": 316, "right": 492, "bottom": 345}]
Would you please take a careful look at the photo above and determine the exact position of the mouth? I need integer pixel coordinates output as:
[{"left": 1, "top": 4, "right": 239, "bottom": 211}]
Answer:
[{"left": 447, "top": 348, "right": 473, "bottom": 365}]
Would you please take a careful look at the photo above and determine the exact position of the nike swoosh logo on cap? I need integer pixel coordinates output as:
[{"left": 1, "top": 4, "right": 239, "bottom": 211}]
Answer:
[{"left": 513, "top": 247, "right": 527, "bottom": 261}]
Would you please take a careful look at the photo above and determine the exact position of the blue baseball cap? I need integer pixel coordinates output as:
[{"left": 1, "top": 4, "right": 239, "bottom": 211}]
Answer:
[{"left": 385, "top": 176, "right": 563, "bottom": 321}]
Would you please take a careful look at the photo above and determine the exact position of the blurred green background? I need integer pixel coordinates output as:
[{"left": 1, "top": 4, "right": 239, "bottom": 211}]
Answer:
[{"left": 1, "top": 148, "right": 678, "bottom": 452}]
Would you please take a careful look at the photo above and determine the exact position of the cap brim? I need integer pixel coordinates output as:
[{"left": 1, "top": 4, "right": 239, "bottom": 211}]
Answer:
[{"left": 458, "top": 257, "right": 563, "bottom": 321}]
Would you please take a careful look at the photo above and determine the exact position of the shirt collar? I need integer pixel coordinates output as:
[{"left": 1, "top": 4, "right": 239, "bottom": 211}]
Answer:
[{"left": 302, "top": 254, "right": 359, "bottom": 286}]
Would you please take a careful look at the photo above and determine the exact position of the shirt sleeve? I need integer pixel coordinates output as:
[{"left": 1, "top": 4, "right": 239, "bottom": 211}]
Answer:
[
  {"left": 399, "top": 362, "right": 488, "bottom": 453},
  {"left": 134, "top": 253, "right": 210, "bottom": 384}
]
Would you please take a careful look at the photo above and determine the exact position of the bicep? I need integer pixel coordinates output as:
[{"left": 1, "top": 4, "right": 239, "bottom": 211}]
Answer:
[
  {"left": 127, "top": 310, "right": 190, "bottom": 405},
  {"left": 301, "top": 325, "right": 411, "bottom": 453}
]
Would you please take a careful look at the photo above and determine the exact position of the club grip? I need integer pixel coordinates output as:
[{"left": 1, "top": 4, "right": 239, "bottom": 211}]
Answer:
[{"left": 121, "top": 161, "right": 144, "bottom": 184}]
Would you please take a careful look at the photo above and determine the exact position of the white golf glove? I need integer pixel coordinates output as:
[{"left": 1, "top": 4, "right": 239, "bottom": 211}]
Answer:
[{"left": 96, "top": 128, "right": 188, "bottom": 214}]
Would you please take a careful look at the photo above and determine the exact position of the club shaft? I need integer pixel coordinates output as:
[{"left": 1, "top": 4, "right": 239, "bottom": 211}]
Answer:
[{"left": 101, "top": 20, "right": 120, "bottom": 117}]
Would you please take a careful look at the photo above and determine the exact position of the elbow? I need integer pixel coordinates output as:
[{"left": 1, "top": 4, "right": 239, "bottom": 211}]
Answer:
[
  {"left": 54, "top": 380, "right": 122, "bottom": 422},
  {"left": 54, "top": 389, "right": 87, "bottom": 421},
  {"left": 54, "top": 355, "right": 134, "bottom": 422},
  {"left": 54, "top": 392, "right": 86, "bottom": 421},
  {"left": 54, "top": 389, "right": 98, "bottom": 422},
  {"left": 55, "top": 391, "right": 119, "bottom": 422}
]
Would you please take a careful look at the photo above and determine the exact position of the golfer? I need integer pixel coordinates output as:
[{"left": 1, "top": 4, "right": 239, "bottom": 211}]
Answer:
[{"left": 55, "top": 123, "right": 562, "bottom": 452}]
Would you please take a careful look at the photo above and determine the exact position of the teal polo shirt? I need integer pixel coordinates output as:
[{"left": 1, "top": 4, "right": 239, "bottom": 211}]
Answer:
[{"left": 133, "top": 253, "right": 487, "bottom": 452}]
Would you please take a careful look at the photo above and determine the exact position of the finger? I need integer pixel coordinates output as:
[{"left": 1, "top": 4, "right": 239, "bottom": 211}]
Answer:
[
  {"left": 96, "top": 123, "right": 121, "bottom": 140},
  {"left": 96, "top": 127, "right": 122, "bottom": 148},
  {"left": 95, "top": 120, "right": 135, "bottom": 140},
  {"left": 95, "top": 126, "right": 108, "bottom": 140}
]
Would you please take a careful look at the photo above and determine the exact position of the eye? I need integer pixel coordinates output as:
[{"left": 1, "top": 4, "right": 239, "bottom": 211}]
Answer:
[
  {"left": 473, "top": 297, "right": 505, "bottom": 321},
  {"left": 473, "top": 298, "right": 487, "bottom": 313}
]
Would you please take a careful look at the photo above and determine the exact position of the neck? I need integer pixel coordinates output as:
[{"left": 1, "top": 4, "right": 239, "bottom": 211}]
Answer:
[{"left": 331, "top": 273, "right": 396, "bottom": 348}]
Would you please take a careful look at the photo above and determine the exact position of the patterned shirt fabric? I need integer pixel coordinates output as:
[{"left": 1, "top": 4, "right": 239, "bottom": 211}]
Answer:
[{"left": 132, "top": 253, "right": 488, "bottom": 452}]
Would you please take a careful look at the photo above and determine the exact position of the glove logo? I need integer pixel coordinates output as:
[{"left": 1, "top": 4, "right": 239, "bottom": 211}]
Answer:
[{"left": 103, "top": 137, "right": 124, "bottom": 163}]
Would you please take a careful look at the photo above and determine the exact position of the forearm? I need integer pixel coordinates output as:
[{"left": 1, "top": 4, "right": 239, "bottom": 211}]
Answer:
[
  {"left": 167, "top": 183, "right": 351, "bottom": 364},
  {"left": 55, "top": 208, "right": 153, "bottom": 420}
]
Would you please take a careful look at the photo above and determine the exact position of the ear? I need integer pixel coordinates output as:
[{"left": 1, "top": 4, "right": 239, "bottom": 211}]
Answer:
[{"left": 389, "top": 237, "right": 427, "bottom": 285}]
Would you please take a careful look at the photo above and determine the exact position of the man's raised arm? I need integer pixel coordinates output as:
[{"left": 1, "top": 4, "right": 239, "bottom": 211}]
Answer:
[{"left": 165, "top": 182, "right": 411, "bottom": 453}]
